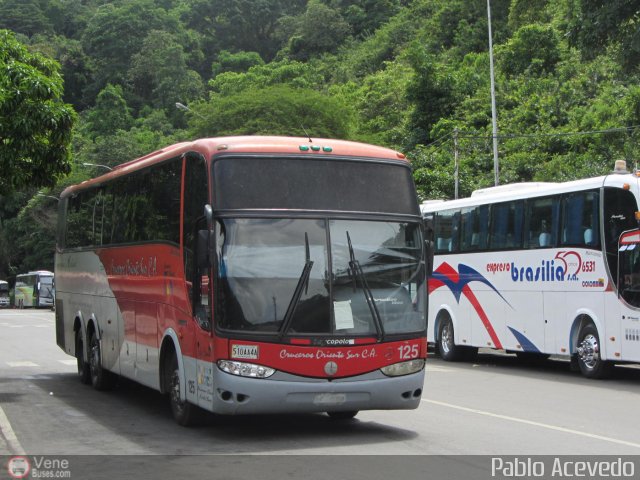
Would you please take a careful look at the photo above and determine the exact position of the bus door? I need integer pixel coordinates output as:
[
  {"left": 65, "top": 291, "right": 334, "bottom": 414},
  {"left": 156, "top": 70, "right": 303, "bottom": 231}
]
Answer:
[{"left": 618, "top": 230, "right": 640, "bottom": 362}]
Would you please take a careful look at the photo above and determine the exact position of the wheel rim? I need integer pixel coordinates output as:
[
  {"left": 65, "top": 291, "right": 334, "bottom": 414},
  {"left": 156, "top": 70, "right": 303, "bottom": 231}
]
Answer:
[
  {"left": 441, "top": 322, "right": 453, "bottom": 354},
  {"left": 577, "top": 333, "right": 599, "bottom": 370}
]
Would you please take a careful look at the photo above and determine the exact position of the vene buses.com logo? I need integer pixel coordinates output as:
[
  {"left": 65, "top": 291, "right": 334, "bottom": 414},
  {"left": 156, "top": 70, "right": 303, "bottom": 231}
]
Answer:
[{"left": 7, "top": 456, "right": 30, "bottom": 479}]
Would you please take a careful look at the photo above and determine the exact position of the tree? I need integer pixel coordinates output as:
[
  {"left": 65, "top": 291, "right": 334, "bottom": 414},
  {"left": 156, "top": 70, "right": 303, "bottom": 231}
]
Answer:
[
  {"left": 180, "top": 0, "right": 306, "bottom": 61},
  {"left": 128, "top": 30, "right": 204, "bottom": 112},
  {"left": 0, "top": 30, "right": 76, "bottom": 194},
  {"left": 282, "top": 0, "right": 352, "bottom": 61},
  {"left": 189, "top": 85, "right": 353, "bottom": 139},
  {"left": 81, "top": 1, "right": 182, "bottom": 102},
  {"left": 84, "top": 84, "right": 133, "bottom": 139}
]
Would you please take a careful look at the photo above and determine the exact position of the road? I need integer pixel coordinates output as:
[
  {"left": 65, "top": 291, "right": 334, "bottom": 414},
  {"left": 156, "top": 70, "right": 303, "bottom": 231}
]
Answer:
[{"left": 1, "top": 309, "right": 640, "bottom": 478}]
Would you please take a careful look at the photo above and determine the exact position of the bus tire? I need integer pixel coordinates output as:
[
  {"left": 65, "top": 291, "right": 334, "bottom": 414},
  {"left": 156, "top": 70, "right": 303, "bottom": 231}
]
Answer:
[
  {"left": 166, "top": 354, "right": 202, "bottom": 427},
  {"left": 576, "top": 323, "right": 613, "bottom": 379},
  {"left": 437, "top": 316, "right": 464, "bottom": 362},
  {"left": 88, "top": 330, "right": 115, "bottom": 390},
  {"left": 76, "top": 329, "right": 91, "bottom": 385},
  {"left": 327, "top": 411, "right": 358, "bottom": 420}
]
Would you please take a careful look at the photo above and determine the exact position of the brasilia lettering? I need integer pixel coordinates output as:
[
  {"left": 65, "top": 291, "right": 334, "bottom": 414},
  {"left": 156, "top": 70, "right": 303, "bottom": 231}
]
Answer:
[{"left": 510, "top": 261, "right": 564, "bottom": 282}]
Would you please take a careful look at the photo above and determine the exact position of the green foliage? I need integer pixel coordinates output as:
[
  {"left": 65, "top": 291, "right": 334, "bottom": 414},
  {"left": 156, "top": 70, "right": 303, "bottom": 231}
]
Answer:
[
  {"left": 281, "top": 0, "right": 352, "bottom": 60},
  {"left": 84, "top": 84, "right": 133, "bottom": 138},
  {"left": 189, "top": 85, "right": 352, "bottom": 138},
  {"left": 2, "top": 0, "right": 640, "bottom": 271},
  {"left": 0, "top": 29, "right": 76, "bottom": 194},
  {"left": 567, "top": 0, "right": 640, "bottom": 71},
  {"left": 212, "top": 50, "right": 265, "bottom": 76},
  {"left": 209, "top": 59, "right": 327, "bottom": 95},
  {"left": 499, "top": 24, "right": 561, "bottom": 77},
  {"left": 128, "top": 30, "right": 204, "bottom": 112}
]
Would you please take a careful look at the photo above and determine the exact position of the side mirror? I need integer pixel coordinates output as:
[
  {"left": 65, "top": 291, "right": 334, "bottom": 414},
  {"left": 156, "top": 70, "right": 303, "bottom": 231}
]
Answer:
[
  {"left": 197, "top": 230, "right": 210, "bottom": 269},
  {"left": 426, "top": 240, "right": 434, "bottom": 276}
]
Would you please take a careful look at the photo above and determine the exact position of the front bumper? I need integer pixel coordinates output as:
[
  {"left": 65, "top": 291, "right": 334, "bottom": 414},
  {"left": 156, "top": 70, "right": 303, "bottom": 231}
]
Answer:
[{"left": 199, "top": 367, "right": 425, "bottom": 415}]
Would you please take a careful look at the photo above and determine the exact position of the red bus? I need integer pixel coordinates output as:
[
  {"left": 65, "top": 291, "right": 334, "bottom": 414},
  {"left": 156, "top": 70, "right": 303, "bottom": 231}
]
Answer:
[{"left": 55, "top": 136, "right": 427, "bottom": 425}]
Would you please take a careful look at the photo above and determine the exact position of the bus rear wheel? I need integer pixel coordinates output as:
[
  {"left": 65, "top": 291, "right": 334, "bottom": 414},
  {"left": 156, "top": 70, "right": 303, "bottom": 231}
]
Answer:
[
  {"left": 576, "top": 324, "right": 613, "bottom": 379},
  {"left": 89, "top": 330, "right": 115, "bottom": 390},
  {"left": 166, "top": 354, "right": 202, "bottom": 427},
  {"left": 76, "top": 329, "right": 90, "bottom": 385}
]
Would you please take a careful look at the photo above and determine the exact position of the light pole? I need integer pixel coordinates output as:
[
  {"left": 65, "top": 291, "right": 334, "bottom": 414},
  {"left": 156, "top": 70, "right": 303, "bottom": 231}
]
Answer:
[
  {"left": 82, "top": 162, "right": 112, "bottom": 171},
  {"left": 175, "top": 102, "right": 206, "bottom": 120},
  {"left": 36, "top": 193, "right": 59, "bottom": 202},
  {"left": 487, "top": 0, "right": 499, "bottom": 186}
]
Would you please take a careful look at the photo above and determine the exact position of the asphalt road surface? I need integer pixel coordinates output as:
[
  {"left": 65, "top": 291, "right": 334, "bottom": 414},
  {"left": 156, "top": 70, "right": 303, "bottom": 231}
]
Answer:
[{"left": 1, "top": 309, "right": 639, "bottom": 479}]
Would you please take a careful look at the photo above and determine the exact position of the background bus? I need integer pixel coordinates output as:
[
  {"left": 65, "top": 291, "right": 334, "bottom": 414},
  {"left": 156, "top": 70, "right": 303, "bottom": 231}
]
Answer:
[
  {"left": 55, "top": 136, "right": 427, "bottom": 425},
  {"left": 14, "top": 271, "right": 55, "bottom": 309},
  {"left": 422, "top": 160, "right": 640, "bottom": 379},
  {"left": 0, "top": 280, "right": 9, "bottom": 308}
]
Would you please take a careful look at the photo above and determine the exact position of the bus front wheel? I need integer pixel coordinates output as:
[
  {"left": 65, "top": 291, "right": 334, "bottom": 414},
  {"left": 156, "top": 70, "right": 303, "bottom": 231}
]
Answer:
[
  {"left": 166, "top": 354, "right": 202, "bottom": 427},
  {"left": 76, "top": 329, "right": 90, "bottom": 385},
  {"left": 576, "top": 324, "right": 613, "bottom": 379}
]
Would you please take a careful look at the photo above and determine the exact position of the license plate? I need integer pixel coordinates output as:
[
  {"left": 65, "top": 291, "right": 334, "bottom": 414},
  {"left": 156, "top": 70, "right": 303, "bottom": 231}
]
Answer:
[{"left": 313, "top": 393, "right": 347, "bottom": 405}]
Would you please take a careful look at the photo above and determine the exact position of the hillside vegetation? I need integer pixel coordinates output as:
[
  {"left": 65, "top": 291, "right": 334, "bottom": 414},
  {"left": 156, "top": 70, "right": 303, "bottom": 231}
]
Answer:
[{"left": 1, "top": 0, "right": 639, "bottom": 277}]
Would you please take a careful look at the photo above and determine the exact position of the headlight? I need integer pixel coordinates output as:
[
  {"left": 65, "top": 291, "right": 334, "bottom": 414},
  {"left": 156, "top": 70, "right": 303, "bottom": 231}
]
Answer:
[
  {"left": 217, "top": 360, "right": 276, "bottom": 378},
  {"left": 380, "top": 359, "right": 425, "bottom": 377}
]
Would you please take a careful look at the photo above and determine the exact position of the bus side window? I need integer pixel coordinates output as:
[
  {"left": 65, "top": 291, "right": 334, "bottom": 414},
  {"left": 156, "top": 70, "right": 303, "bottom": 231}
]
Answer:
[
  {"left": 434, "top": 210, "right": 459, "bottom": 253},
  {"left": 561, "top": 190, "right": 600, "bottom": 248},
  {"left": 183, "top": 154, "right": 209, "bottom": 329},
  {"left": 526, "top": 197, "right": 559, "bottom": 249}
]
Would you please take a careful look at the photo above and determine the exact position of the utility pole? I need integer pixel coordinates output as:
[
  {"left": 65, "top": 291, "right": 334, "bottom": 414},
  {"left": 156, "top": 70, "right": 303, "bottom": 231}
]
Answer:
[
  {"left": 454, "top": 128, "right": 459, "bottom": 199},
  {"left": 487, "top": 0, "right": 499, "bottom": 186}
]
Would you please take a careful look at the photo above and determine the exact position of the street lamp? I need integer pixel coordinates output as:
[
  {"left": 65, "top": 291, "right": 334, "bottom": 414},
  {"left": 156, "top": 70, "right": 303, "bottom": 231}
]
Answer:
[
  {"left": 37, "top": 193, "right": 59, "bottom": 202},
  {"left": 175, "top": 102, "right": 206, "bottom": 120},
  {"left": 82, "top": 162, "right": 112, "bottom": 171},
  {"left": 487, "top": 0, "right": 499, "bottom": 186}
]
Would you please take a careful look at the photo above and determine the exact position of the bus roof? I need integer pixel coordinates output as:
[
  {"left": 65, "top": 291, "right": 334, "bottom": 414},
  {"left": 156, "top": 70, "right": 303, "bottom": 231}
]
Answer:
[
  {"left": 61, "top": 136, "right": 408, "bottom": 199},
  {"left": 17, "top": 270, "right": 54, "bottom": 277},
  {"left": 421, "top": 168, "right": 640, "bottom": 214}
]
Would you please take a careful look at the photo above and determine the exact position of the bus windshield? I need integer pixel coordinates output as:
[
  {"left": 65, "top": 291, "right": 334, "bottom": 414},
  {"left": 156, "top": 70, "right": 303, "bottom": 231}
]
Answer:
[
  {"left": 40, "top": 276, "right": 54, "bottom": 298},
  {"left": 619, "top": 232, "right": 640, "bottom": 308},
  {"left": 215, "top": 218, "right": 425, "bottom": 337}
]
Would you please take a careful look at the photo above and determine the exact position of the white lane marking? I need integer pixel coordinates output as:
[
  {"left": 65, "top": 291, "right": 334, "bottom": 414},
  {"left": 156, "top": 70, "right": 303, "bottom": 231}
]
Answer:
[
  {"left": 58, "top": 359, "right": 77, "bottom": 366},
  {"left": 0, "top": 404, "right": 26, "bottom": 455},
  {"left": 7, "top": 361, "right": 39, "bottom": 367},
  {"left": 422, "top": 398, "right": 640, "bottom": 450}
]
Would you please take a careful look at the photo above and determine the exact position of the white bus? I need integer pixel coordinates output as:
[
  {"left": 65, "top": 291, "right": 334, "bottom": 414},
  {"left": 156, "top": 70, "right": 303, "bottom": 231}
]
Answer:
[
  {"left": 14, "top": 271, "right": 55, "bottom": 309},
  {"left": 0, "top": 280, "right": 9, "bottom": 308},
  {"left": 422, "top": 160, "right": 640, "bottom": 378}
]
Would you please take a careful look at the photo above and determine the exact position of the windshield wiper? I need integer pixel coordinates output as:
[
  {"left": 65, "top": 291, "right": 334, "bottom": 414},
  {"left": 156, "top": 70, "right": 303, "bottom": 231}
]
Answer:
[
  {"left": 279, "top": 232, "right": 314, "bottom": 339},
  {"left": 346, "top": 231, "right": 385, "bottom": 341}
]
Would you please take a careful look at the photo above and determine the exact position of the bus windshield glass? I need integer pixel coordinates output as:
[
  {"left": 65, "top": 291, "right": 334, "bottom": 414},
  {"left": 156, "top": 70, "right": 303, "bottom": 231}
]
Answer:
[
  {"left": 215, "top": 218, "right": 425, "bottom": 336},
  {"left": 619, "top": 235, "right": 640, "bottom": 308},
  {"left": 40, "top": 276, "right": 54, "bottom": 298}
]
